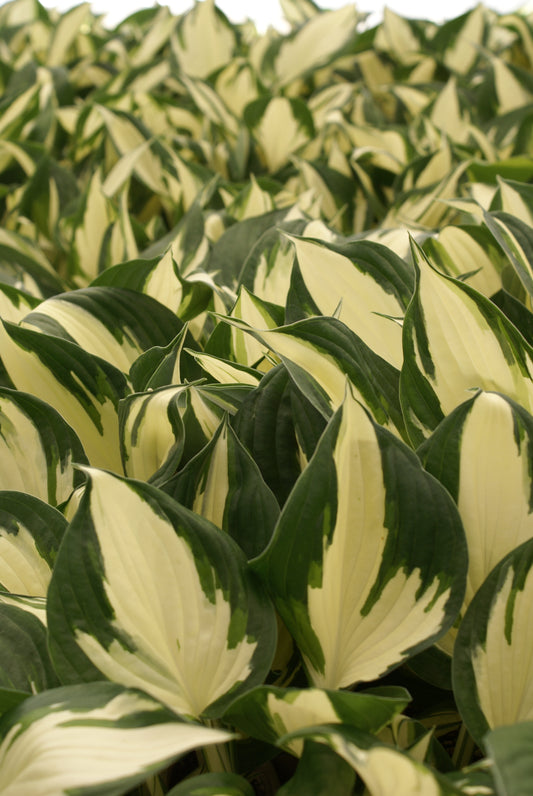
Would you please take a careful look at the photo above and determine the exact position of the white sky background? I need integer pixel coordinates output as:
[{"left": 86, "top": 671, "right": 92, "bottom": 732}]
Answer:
[{"left": 6, "top": 0, "right": 529, "bottom": 29}]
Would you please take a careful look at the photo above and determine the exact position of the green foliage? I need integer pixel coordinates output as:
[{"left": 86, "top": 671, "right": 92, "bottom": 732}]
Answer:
[{"left": 1, "top": 0, "right": 533, "bottom": 792}]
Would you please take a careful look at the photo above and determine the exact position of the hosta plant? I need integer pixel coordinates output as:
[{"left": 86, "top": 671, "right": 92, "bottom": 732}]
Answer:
[{"left": 0, "top": 0, "right": 533, "bottom": 793}]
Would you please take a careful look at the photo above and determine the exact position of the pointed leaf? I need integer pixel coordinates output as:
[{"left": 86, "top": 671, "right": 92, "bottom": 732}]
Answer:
[
  {"left": 162, "top": 417, "right": 279, "bottom": 559},
  {"left": 0, "top": 602, "right": 59, "bottom": 698},
  {"left": 224, "top": 684, "right": 410, "bottom": 756},
  {"left": 453, "top": 538, "right": 533, "bottom": 745},
  {"left": 221, "top": 314, "right": 406, "bottom": 439},
  {"left": 418, "top": 391, "right": 533, "bottom": 655},
  {"left": 47, "top": 468, "right": 277, "bottom": 719},
  {"left": 0, "top": 322, "right": 128, "bottom": 472},
  {"left": 0, "top": 388, "right": 88, "bottom": 506},
  {"left": 401, "top": 242, "right": 533, "bottom": 446},
  {"left": 254, "top": 385, "right": 466, "bottom": 689},
  {"left": 0, "top": 491, "right": 67, "bottom": 595},
  {"left": 0, "top": 682, "right": 233, "bottom": 796},
  {"left": 22, "top": 287, "right": 184, "bottom": 373}
]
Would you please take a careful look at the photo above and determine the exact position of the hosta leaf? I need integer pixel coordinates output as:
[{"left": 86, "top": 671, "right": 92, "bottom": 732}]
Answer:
[
  {"left": 239, "top": 223, "right": 302, "bottom": 308},
  {"left": 484, "top": 721, "right": 533, "bottom": 796},
  {"left": 0, "top": 682, "right": 234, "bottom": 796},
  {"left": 254, "top": 385, "right": 466, "bottom": 689},
  {"left": 47, "top": 468, "right": 277, "bottom": 719},
  {"left": 22, "top": 286, "right": 184, "bottom": 373},
  {"left": 173, "top": 0, "right": 236, "bottom": 80},
  {"left": 224, "top": 684, "right": 409, "bottom": 756},
  {"left": 244, "top": 96, "right": 314, "bottom": 173},
  {"left": 401, "top": 241, "right": 533, "bottom": 446},
  {"left": 232, "top": 364, "right": 307, "bottom": 506},
  {"left": 0, "top": 322, "right": 129, "bottom": 472},
  {"left": 278, "top": 725, "right": 462, "bottom": 796},
  {"left": 0, "top": 602, "right": 59, "bottom": 698},
  {"left": 167, "top": 772, "right": 254, "bottom": 796},
  {"left": 0, "top": 491, "right": 66, "bottom": 595},
  {"left": 418, "top": 391, "right": 533, "bottom": 655},
  {"left": 453, "top": 538, "right": 533, "bottom": 745},
  {"left": 0, "top": 387, "right": 88, "bottom": 506},
  {"left": 422, "top": 225, "right": 505, "bottom": 299},
  {"left": 221, "top": 314, "right": 406, "bottom": 439},
  {"left": 227, "top": 287, "right": 284, "bottom": 370},
  {"left": 119, "top": 385, "right": 187, "bottom": 484},
  {"left": 0, "top": 229, "right": 64, "bottom": 299},
  {"left": 272, "top": 4, "right": 359, "bottom": 87},
  {"left": 129, "top": 328, "right": 188, "bottom": 392},
  {"left": 286, "top": 235, "right": 413, "bottom": 369},
  {"left": 483, "top": 210, "right": 533, "bottom": 301},
  {"left": 187, "top": 351, "right": 261, "bottom": 387},
  {"left": 92, "top": 252, "right": 184, "bottom": 315},
  {"left": 0, "top": 282, "right": 40, "bottom": 323},
  {"left": 162, "top": 417, "right": 279, "bottom": 559},
  {"left": 207, "top": 208, "right": 289, "bottom": 290}
]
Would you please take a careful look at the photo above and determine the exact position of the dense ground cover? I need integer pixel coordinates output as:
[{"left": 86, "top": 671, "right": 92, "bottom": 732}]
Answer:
[{"left": 1, "top": 0, "right": 533, "bottom": 792}]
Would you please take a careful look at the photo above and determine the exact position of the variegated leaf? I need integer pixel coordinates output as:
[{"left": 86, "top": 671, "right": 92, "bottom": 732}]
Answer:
[
  {"left": 418, "top": 391, "right": 533, "bottom": 655},
  {"left": 0, "top": 602, "right": 59, "bottom": 700},
  {"left": 286, "top": 235, "right": 413, "bottom": 369},
  {"left": 0, "top": 682, "right": 234, "bottom": 796},
  {"left": 220, "top": 314, "right": 406, "bottom": 439},
  {"left": 278, "top": 725, "right": 462, "bottom": 796},
  {"left": 0, "top": 388, "right": 87, "bottom": 506},
  {"left": 119, "top": 386, "right": 187, "bottom": 484},
  {"left": 453, "top": 538, "right": 533, "bottom": 745},
  {"left": 224, "top": 684, "right": 409, "bottom": 757},
  {"left": 401, "top": 241, "right": 533, "bottom": 446},
  {"left": 162, "top": 416, "right": 279, "bottom": 559},
  {"left": 0, "top": 491, "right": 66, "bottom": 595},
  {"left": 253, "top": 385, "right": 466, "bottom": 689},
  {"left": 0, "top": 322, "right": 129, "bottom": 472},
  {"left": 483, "top": 210, "right": 533, "bottom": 302},
  {"left": 22, "top": 286, "right": 184, "bottom": 374},
  {"left": 47, "top": 468, "right": 277, "bottom": 719}
]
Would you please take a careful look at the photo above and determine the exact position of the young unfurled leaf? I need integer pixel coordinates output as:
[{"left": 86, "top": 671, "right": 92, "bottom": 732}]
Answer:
[
  {"left": 0, "top": 321, "right": 128, "bottom": 472},
  {"left": 401, "top": 241, "right": 533, "bottom": 446},
  {"left": 254, "top": 385, "right": 466, "bottom": 689},
  {"left": 418, "top": 391, "right": 533, "bottom": 655},
  {"left": 0, "top": 682, "right": 234, "bottom": 796},
  {"left": 0, "top": 388, "right": 87, "bottom": 506},
  {"left": 119, "top": 385, "right": 187, "bottom": 483},
  {"left": 162, "top": 416, "right": 279, "bottom": 559},
  {"left": 47, "top": 468, "right": 277, "bottom": 719},
  {"left": 224, "top": 684, "right": 409, "bottom": 756},
  {"left": 453, "top": 538, "right": 533, "bottom": 745}
]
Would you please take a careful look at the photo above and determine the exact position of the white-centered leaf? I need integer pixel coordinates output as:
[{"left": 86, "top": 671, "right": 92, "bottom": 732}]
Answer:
[
  {"left": 0, "top": 322, "right": 128, "bottom": 472},
  {"left": 0, "top": 683, "right": 234, "bottom": 796},
  {"left": 401, "top": 242, "right": 533, "bottom": 445},
  {"left": 453, "top": 539, "right": 533, "bottom": 745},
  {"left": 47, "top": 468, "right": 276, "bottom": 719},
  {"left": 0, "top": 491, "right": 66, "bottom": 596},
  {"left": 0, "top": 388, "right": 87, "bottom": 506},
  {"left": 254, "top": 385, "right": 466, "bottom": 689},
  {"left": 419, "top": 391, "right": 533, "bottom": 655}
]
